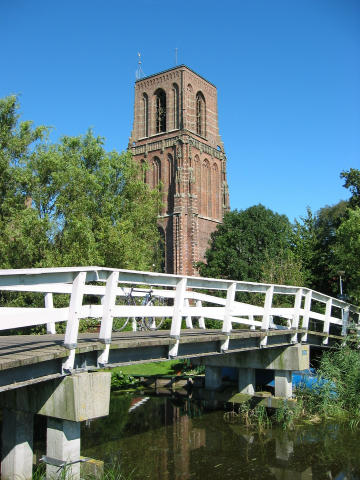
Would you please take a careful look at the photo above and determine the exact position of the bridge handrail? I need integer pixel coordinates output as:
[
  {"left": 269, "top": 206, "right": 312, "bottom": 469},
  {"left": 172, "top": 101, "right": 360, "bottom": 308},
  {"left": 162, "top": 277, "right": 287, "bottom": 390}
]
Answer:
[{"left": 0, "top": 267, "right": 358, "bottom": 370}]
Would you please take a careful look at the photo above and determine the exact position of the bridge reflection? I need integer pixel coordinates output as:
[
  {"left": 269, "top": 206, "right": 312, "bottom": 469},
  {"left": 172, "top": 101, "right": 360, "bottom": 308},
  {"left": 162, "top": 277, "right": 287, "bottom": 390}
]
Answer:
[{"left": 80, "top": 394, "right": 358, "bottom": 480}]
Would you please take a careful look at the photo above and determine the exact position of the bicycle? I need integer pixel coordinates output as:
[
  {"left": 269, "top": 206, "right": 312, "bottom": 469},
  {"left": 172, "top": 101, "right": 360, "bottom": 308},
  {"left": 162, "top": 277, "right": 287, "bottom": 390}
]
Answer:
[{"left": 112, "top": 287, "right": 165, "bottom": 332}]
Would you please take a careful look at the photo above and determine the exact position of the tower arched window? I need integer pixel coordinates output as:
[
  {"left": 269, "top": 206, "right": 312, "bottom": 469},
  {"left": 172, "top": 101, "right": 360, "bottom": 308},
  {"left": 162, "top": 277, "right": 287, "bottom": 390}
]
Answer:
[
  {"left": 167, "top": 154, "right": 174, "bottom": 213},
  {"left": 152, "top": 157, "right": 161, "bottom": 188},
  {"left": 172, "top": 83, "right": 179, "bottom": 129},
  {"left": 142, "top": 93, "right": 148, "bottom": 137},
  {"left": 196, "top": 92, "right": 206, "bottom": 137},
  {"left": 155, "top": 89, "right": 166, "bottom": 133},
  {"left": 194, "top": 155, "right": 200, "bottom": 198},
  {"left": 212, "top": 163, "right": 219, "bottom": 219},
  {"left": 201, "top": 159, "right": 211, "bottom": 217}
]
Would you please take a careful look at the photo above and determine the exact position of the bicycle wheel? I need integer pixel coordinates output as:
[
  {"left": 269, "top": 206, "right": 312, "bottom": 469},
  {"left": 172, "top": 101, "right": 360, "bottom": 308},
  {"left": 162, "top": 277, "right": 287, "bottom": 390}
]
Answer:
[
  {"left": 112, "top": 295, "right": 134, "bottom": 332},
  {"left": 142, "top": 296, "right": 165, "bottom": 331}
]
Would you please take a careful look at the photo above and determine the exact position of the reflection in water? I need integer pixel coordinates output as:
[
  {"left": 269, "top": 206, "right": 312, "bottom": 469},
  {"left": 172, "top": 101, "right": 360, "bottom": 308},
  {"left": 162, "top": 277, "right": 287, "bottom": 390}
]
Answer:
[{"left": 80, "top": 393, "right": 360, "bottom": 480}]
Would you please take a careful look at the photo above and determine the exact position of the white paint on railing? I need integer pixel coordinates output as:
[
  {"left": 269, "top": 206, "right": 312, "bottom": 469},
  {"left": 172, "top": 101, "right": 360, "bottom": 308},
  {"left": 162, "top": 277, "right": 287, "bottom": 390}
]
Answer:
[
  {"left": 322, "top": 298, "right": 333, "bottom": 345},
  {"left": 0, "top": 266, "right": 358, "bottom": 367},
  {"left": 169, "top": 277, "right": 187, "bottom": 358},
  {"left": 221, "top": 282, "right": 237, "bottom": 352},
  {"left": 291, "top": 289, "right": 303, "bottom": 343},
  {"left": 261, "top": 285, "right": 274, "bottom": 346},
  {"left": 184, "top": 298, "right": 193, "bottom": 329},
  {"left": 45, "top": 292, "right": 56, "bottom": 334},
  {"left": 196, "top": 300, "right": 206, "bottom": 329},
  {"left": 63, "top": 271, "right": 86, "bottom": 372}
]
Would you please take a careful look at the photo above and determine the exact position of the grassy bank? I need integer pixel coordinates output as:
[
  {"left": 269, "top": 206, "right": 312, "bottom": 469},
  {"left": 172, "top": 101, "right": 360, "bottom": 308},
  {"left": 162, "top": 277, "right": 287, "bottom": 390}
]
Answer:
[
  {"left": 108, "top": 359, "right": 204, "bottom": 390},
  {"left": 33, "top": 462, "right": 134, "bottom": 479},
  {"left": 296, "top": 343, "right": 360, "bottom": 424},
  {"left": 109, "top": 359, "right": 179, "bottom": 377}
]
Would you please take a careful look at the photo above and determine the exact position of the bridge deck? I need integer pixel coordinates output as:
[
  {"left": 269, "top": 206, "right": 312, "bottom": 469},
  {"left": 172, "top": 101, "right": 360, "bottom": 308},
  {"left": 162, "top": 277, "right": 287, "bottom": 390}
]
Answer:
[
  {"left": 0, "top": 329, "right": 270, "bottom": 370},
  {"left": 0, "top": 329, "right": 341, "bottom": 392}
]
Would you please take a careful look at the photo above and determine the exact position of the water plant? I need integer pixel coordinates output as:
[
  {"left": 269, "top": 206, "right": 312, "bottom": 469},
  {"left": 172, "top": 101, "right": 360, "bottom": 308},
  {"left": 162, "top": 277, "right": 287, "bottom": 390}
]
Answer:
[
  {"left": 224, "top": 342, "right": 360, "bottom": 431},
  {"left": 32, "top": 461, "right": 135, "bottom": 479},
  {"left": 296, "top": 343, "right": 360, "bottom": 423},
  {"left": 111, "top": 371, "right": 140, "bottom": 390},
  {"left": 225, "top": 401, "right": 272, "bottom": 433}
]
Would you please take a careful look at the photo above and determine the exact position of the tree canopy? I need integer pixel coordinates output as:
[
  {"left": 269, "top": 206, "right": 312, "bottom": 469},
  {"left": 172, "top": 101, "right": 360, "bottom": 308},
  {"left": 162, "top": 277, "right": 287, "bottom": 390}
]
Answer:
[
  {"left": 340, "top": 168, "right": 360, "bottom": 208},
  {"left": 198, "top": 205, "right": 293, "bottom": 283},
  {"left": 199, "top": 168, "right": 360, "bottom": 305},
  {"left": 334, "top": 208, "right": 360, "bottom": 302},
  {"left": 0, "top": 95, "right": 162, "bottom": 271}
]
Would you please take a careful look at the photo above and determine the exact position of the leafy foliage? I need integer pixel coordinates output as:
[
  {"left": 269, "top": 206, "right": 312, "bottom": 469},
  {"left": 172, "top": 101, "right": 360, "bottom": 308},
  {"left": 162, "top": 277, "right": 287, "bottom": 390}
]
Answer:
[
  {"left": 198, "top": 205, "right": 293, "bottom": 282},
  {"left": 296, "top": 343, "right": 360, "bottom": 422},
  {"left": 334, "top": 208, "right": 360, "bottom": 303},
  {"left": 0, "top": 96, "right": 162, "bottom": 271},
  {"left": 111, "top": 371, "right": 140, "bottom": 390},
  {"left": 341, "top": 168, "right": 360, "bottom": 208}
]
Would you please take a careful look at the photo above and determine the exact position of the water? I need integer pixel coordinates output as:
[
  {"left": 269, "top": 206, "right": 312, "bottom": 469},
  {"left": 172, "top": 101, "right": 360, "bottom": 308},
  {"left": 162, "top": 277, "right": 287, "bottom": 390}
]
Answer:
[{"left": 79, "top": 392, "right": 360, "bottom": 480}]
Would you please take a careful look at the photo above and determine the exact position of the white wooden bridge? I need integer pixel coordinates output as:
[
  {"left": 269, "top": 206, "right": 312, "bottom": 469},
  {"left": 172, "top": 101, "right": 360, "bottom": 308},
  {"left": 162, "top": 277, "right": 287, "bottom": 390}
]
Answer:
[
  {"left": 0, "top": 266, "right": 358, "bottom": 389},
  {"left": 0, "top": 266, "right": 359, "bottom": 479}
]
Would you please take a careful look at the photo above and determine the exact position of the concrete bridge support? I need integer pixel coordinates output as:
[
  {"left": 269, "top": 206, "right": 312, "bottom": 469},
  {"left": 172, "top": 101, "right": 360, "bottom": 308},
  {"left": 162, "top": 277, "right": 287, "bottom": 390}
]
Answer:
[
  {"left": 1, "top": 409, "right": 34, "bottom": 479},
  {"left": 198, "top": 344, "right": 309, "bottom": 399},
  {"left": 204, "top": 366, "right": 222, "bottom": 390},
  {"left": 238, "top": 368, "right": 255, "bottom": 395},
  {"left": 0, "top": 371, "right": 111, "bottom": 480}
]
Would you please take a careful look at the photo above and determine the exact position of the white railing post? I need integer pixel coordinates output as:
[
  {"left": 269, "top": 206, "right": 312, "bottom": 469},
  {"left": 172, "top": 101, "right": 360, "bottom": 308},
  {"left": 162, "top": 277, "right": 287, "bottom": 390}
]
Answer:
[
  {"left": 97, "top": 271, "right": 119, "bottom": 367},
  {"left": 221, "top": 282, "right": 237, "bottom": 352},
  {"left": 322, "top": 298, "right": 332, "bottom": 345},
  {"left": 196, "top": 300, "right": 206, "bottom": 329},
  {"left": 249, "top": 315, "right": 256, "bottom": 330},
  {"left": 301, "top": 290, "right": 312, "bottom": 342},
  {"left": 45, "top": 293, "right": 56, "bottom": 334},
  {"left": 169, "top": 277, "right": 187, "bottom": 358},
  {"left": 291, "top": 288, "right": 302, "bottom": 343},
  {"left": 261, "top": 285, "right": 274, "bottom": 346},
  {"left": 62, "top": 271, "right": 87, "bottom": 372},
  {"left": 184, "top": 298, "right": 193, "bottom": 328},
  {"left": 341, "top": 306, "right": 350, "bottom": 337}
]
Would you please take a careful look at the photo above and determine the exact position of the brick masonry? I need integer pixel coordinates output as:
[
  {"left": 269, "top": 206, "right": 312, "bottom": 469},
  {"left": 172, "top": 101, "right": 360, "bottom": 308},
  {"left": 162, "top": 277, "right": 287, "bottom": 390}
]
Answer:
[{"left": 129, "top": 65, "right": 230, "bottom": 276}]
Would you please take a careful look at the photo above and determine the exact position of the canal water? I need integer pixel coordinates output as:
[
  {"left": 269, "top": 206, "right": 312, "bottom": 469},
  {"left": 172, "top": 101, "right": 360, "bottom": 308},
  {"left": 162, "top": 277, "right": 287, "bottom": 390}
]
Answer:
[{"left": 76, "top": 392, "right": 360, "bottom": 480}]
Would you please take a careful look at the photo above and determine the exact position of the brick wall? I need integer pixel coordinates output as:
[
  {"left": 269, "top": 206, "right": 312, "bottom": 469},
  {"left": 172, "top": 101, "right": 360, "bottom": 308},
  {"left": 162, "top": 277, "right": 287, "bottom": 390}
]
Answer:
[{"left": 129, "top": 65, "right": 230, "bottom": 276}]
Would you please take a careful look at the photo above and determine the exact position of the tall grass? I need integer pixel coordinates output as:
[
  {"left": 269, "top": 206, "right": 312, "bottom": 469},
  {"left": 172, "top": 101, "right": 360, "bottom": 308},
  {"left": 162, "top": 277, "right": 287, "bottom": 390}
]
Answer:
[
  {"left": 225, "top": 342, "right": 360, "bottom": 431},
  {"left": 296, "top": 343, "right": 360, "bottom": 423},
  {"left": 33, "top": 462, "right": 135, "bottom": 479}
]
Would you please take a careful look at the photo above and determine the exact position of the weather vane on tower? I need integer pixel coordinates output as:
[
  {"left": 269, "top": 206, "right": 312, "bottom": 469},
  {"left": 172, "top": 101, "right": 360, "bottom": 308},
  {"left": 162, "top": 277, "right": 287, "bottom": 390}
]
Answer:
[{"left": 136, "top": 52, "right": 145, "bottom": 80}]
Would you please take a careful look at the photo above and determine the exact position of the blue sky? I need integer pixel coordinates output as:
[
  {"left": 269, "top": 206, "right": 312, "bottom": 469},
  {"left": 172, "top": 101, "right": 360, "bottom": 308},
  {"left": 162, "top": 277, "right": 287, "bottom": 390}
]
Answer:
[{"left": 1, "top": 0, "right": 359, "bottom": 222}]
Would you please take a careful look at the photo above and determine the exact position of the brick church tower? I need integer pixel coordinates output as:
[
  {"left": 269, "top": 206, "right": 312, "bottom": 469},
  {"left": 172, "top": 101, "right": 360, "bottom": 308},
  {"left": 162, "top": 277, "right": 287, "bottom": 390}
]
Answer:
[{"left": 129, "top": 65, "right": 230, "bottom": 276}]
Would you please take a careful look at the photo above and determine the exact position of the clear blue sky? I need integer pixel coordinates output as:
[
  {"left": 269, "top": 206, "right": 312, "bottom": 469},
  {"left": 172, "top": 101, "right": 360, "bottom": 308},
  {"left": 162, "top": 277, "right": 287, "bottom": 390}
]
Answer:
[{"left": 1, "top": 0, "right": 359, "bottom": 222}]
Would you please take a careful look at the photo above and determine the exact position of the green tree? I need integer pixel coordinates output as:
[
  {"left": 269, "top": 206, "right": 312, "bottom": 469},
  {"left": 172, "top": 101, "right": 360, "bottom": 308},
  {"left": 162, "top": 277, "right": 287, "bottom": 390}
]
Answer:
[
  {"left": 198, "top": 205, "right": 293, "bottom": 282},
  {"left": 292, "top": 201, "right": 349, "bottom": 297},
  {"left": 260, "top": 249, "right": 305, "bottom": 286},
  {"left": 340, "top": 168, "right": 360, "bottom": 208},
  {"left": 0, "top": 95, "right": 50, "bottom": 268},
  {"left": 292, "top": 207, "right": 317, "bottom": 286},
  {"left": 334, "top": 208, "right": 360, "bottom": 304},
  {"left": 311, "top": 201, "right": 348, "bottom": 297},
  {"left": 26, "top": 131, "right": 162, "bottom": 270},
  {"left": 0, "top": 95, "right": 162, "bottom": 271}
]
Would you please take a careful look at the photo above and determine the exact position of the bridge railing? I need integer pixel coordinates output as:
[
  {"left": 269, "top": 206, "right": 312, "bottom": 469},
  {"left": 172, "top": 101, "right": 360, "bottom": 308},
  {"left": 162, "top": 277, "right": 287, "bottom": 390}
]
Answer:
[{"left": 0, "top": 267, "right": 359, "bottom": 370}]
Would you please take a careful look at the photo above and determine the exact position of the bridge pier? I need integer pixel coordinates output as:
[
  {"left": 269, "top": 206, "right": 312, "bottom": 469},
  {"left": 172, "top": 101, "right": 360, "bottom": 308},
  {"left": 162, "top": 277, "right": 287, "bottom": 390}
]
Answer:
[
  {"left": 238, "top": 368, "right": 255, "bottom": 395},
  {"left": 1, "top": 409, "right": 34, "bottom": 480},
  {"left": 46, "top": 418, "right": 81, "bottom": 479},
  {"left": 274, "top": 370, "right": 293, "bottom": 398},
  {"left": 0, "top": 371, "right": 111, "bottom": 480},
  {"left": 205, "top": 366, "right": 222, "bottom": 390},
  {"left": 197, "top": 344, "right": 309, "bottom": 399}
]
